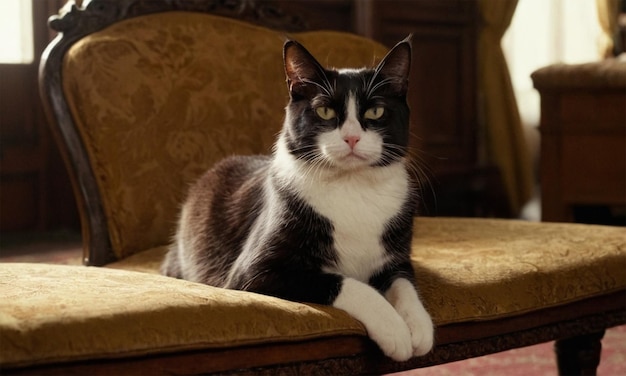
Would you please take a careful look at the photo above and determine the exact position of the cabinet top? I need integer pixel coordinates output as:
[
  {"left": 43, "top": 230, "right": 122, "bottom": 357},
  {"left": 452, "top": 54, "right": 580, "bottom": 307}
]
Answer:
[{"left": 531, "top": 57, "right": 626, "bottom": 90}]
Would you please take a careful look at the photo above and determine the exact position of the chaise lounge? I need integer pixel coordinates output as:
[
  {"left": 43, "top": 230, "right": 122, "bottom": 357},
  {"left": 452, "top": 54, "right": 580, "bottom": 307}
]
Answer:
[{"left": 1, "top": 1, "right": 625, "bottom": 374}]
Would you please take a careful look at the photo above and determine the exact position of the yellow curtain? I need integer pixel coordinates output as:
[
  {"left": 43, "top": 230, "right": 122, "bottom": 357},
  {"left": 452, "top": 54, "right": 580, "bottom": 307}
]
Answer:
[
  {"left": 596, "top": 0, "right": 620, "bottom": 57},
  {"left": 478, "top": 0, "right": 533, "bottom": 216}
]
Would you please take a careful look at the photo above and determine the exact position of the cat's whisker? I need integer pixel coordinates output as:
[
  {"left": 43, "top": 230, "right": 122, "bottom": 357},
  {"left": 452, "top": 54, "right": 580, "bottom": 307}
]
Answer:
[
  {"left": 405, "top": 160, "right": 436, "bottom": 213},
  {"left": 302, "top": 78, "right": 333, "bottom": 97},
  {"left": 366, "top": 77, "right": 395, "bottom": 98}
]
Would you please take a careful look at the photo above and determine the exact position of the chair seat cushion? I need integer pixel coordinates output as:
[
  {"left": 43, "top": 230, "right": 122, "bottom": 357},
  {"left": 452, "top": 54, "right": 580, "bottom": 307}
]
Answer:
[
  {"left": 532, "top": 58, "right": 626, "bottom": 89},
  {"left": 409, "top": 218, "right": 625, "bottom": 324},
  {"left": 0, "top": 263, "right": 364, "bottom": 369},
  {"left": 2, "top": 218, "right": 625, "bottom": 369},
  {"left": 111, "top": 217, "right": 626, "bottom": 325}
]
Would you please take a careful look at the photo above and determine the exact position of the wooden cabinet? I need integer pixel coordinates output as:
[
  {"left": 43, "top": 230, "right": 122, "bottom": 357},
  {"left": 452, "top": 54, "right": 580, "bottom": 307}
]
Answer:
[{"left": 532, "top": 61, "right": 626, "bottom": 223}]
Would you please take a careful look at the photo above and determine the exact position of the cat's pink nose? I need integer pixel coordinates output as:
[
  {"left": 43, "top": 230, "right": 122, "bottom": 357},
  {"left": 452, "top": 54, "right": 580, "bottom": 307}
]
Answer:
[{"left": 344, "top": 136, "right": 360, "bottom": 149}]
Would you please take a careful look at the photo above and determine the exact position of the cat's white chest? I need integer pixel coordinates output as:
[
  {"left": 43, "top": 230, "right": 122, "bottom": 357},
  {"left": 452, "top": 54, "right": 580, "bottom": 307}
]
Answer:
[{"left": 301, "top": 165, "right": 409, "bottom": 281}]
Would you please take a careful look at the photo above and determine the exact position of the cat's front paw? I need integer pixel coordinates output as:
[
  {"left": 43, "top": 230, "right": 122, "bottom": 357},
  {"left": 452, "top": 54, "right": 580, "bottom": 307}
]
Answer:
[
  {"left": 404, "top": 308, "right": 434, "bottom": 356},
  {"left": 385, "top": 278, "right": 435, "bottom": 356},
  {"left": 368, "top": 312, "right": 414, "bottom": 361},
  {"left": 333, "top": 278, "right": 415, "bottom": 362}
]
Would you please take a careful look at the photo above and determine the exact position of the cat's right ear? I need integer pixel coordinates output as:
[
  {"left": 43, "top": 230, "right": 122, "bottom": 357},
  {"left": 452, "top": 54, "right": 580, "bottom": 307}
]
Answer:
[
  {"left": 374, "top": 35, "right": 412, "bottom": 95},
  {"left": 283, "top": 40, "right": 326, "bottom": 98}
]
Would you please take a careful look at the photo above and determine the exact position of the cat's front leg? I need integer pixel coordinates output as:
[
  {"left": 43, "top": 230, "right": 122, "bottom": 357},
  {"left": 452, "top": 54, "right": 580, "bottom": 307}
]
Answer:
[
  {"left": 384, "top": 278, "right": 434, "bottom": 356},
  {"left": 333, "top": 277, "right": 415, "bottom": 361}
]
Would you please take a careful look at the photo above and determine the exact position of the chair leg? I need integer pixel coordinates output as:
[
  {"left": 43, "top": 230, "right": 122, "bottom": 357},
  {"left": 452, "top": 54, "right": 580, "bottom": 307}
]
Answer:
[{"left": 554, "top": 331, "right": 605, "bottom": 376}]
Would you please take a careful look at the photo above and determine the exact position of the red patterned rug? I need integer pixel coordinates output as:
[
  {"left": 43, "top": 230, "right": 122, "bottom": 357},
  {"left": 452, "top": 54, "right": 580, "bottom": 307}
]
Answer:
[
  {"left": 2, "top": 233, "right": 624, "bottom": 375},
  {"left": 390, "top": 324, "right": 625, "bottom": 375}
]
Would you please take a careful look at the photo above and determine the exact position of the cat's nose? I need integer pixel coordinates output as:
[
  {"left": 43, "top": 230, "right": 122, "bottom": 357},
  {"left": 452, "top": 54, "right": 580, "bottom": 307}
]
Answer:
[{"left": 344, "top": 136, "right": 360, "bottom": 149}]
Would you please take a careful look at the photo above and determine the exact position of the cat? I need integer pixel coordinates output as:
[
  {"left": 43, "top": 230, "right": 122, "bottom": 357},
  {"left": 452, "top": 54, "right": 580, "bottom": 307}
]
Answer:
[{"left": 161, "top": 36, "right": 434, "bottom": 361}]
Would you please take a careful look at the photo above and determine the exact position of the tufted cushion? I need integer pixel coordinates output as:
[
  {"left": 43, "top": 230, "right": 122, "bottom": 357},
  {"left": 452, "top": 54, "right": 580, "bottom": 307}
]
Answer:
[
  {"left": 532, "top": 58, "right": 626, "bottom": 89},
  {"left": 2, "top": 217, "right": 625, "bottom": 369},
  {"left": 0, "top": 263, "right": 364, "bottom": 369},
  {"left": 62, "top": 11, "right": 389, "bottom": 259},
  {"left": 109, "top": 217, "right": 626, "bottom": 325},
  {"left": 409, "top": 218, "right": 625, "bottom": 324}
]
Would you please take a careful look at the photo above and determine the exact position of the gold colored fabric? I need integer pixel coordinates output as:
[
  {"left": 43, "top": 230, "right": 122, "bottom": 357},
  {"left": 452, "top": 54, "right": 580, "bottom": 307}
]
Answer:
[
  {"left": 62, "top": 12, "right": 388, "bottom": 259},
  {"left": 0, "top": 263, "right": 364, "bottom": 368},
  {"left": 477, "top": 0, "right": 534, "bottom": 215},
  {"left": 410, "top": 218, "right": 626, "bottom": 324},
  {"left": 1, "top": 218, "right": 625, "bottom": 368},
  {"left": 111, "top": 218, "right": 626, "bottom": 325},
  {"left": 107, "top": 245, "right": 168, "bottom": 274}
]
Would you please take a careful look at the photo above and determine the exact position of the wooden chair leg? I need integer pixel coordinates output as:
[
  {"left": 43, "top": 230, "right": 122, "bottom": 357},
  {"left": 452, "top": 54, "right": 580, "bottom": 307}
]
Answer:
[{"left": 554, "top": 331, "right": 605, "bottom": 376}]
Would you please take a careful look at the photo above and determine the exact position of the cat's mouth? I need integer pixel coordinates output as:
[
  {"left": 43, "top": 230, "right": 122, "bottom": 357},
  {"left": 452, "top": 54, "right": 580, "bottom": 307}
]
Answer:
[
  {"left": 319, "top": 143, "right": 379, "bottom": 170},
  {"left": 332, "top": 151, "right": 376, "bottom": 170},
  {"left": 343, "top": 151, "right": 369, "bottom": 161}
]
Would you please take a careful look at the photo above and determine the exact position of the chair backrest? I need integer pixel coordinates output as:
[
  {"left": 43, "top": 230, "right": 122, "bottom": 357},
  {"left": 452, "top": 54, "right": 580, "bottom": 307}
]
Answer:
[{"left": 40, "top": 0, "right": 388, "bottom": 265}]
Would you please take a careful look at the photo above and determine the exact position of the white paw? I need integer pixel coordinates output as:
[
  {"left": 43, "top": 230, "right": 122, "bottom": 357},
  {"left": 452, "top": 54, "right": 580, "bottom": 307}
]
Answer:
[
  {"left": 403, "top": 307, "right": 434, "bottom": 356},
  {"left": 368, "top": 310, "right": 414, "bottom": 361},
  {"left": 332, "top": 278, "right": 415, "bottom": 361},
  {"left": 386, "top": 278, "right": 435, "bottom": 356}
]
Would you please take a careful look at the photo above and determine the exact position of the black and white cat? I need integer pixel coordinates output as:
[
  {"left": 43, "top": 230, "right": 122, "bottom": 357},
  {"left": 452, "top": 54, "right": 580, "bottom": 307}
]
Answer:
[{"left": 161, "top": 36, "right": 434, "bottom": 361}]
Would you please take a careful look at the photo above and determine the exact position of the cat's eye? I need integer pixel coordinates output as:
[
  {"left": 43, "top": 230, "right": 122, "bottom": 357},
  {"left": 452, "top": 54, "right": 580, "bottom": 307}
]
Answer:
[
  {"left": 315, "top": 106, "right": 336, "bottom": 120},
  {"left": 364, "top": 107, "right": 385, "bottom": 120}
]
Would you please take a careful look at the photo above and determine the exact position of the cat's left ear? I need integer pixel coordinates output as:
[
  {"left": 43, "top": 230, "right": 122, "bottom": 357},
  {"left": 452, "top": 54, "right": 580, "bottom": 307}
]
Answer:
[
  {"left": 375, "top": 35, "right": 412, "bottom": 94},
  {"left": 283, "top": 40, "right": 327, "bottom": 98}
]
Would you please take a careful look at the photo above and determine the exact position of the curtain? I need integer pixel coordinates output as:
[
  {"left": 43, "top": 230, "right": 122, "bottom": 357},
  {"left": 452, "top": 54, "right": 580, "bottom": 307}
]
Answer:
[
  {"left": 596, "top": 0, "right": 620, "bottom": 57},
  {"left": 0, "top": 0, "right": 34, "bottom": 64},
  {"left": 478, "top": 0, "right": 533, "bottom": 216}
]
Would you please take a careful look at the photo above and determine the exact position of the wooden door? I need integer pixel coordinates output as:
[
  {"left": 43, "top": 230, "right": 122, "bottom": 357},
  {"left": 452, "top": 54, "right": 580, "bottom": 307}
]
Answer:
[{"left": 0, "top": 0, "right": 78, "bottom": 232}]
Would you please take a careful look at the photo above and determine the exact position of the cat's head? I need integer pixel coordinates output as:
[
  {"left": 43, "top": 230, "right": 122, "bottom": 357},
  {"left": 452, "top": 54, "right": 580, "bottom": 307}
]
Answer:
[{"left": 281, "top": 36, "right": 412, "bottom": 171}]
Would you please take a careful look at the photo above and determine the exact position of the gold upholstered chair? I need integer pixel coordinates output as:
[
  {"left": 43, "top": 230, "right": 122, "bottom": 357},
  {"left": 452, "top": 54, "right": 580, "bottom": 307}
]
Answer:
[{"left": 1, "top": 1, "right": 624, "bottom": 375}]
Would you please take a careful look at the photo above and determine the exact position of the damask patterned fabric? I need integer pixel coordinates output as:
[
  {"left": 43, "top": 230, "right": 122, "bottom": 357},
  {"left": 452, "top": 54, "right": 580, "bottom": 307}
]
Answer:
[
  {"left": 409, "top": 218, "right": 625, "bottom": 324},
  {"left": 1, "top": 218, "right": 625, "bottom": 368},
  {"left": 0, "top": 263, "right": 364, "bottom": 368},
  {"left": 62, "top": 11, "right": 389, "bottom": 259},
  {"left": 109, "top": 217, "right": 626, "bottom": 325}
]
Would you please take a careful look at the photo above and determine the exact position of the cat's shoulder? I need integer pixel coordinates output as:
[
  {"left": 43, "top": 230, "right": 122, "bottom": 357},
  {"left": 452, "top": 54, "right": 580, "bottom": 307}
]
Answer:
[
  {"left": 190, "top": 155, "right": 270, "bottom": 196},
  {"left": 214, "top": 155, "right": 270, "bottom": 170},
  {"left": 206, "top": 155, "right": 271, "bottom": 178}
]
